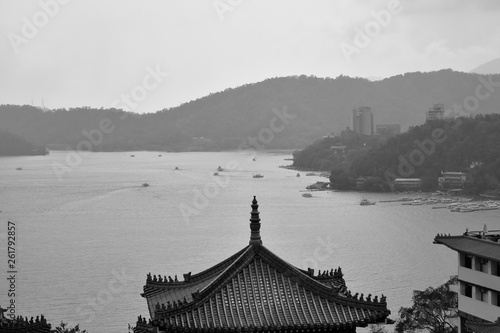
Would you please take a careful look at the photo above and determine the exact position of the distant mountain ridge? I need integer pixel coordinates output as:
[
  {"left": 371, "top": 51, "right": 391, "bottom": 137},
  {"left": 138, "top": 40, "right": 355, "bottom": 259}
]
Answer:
[
  {"left": 471, "top": 58, "right": 500, "bottom": 74},
  {"left": 1, "top": 69, "right": 500, "bottom": 151}
]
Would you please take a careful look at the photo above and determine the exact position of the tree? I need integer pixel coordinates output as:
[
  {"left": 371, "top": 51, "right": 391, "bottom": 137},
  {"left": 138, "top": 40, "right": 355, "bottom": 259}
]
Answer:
[
  {"left": 53, "top": 321, "right": 87, "bottom": 333},
  {"left": 395, "top": 276, "right": 458, "bottom": 333}
]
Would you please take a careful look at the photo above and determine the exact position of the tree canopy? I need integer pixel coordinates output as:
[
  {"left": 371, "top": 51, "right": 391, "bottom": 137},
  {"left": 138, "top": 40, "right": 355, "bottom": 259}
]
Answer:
[{"left": 395, "top": 276, "right": 458, "bottom": 333}]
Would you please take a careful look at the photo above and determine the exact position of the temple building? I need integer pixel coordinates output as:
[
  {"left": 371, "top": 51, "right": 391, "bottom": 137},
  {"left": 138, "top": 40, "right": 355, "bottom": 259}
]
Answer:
[
  {"left": 134, "top": 197, "right": 390, "bottom": 333},
  {"left": 0, "top": 307, "right": 51, "bottom": 333},
  {"left": 434, "top": 227, "right": 500, "bottom": 333}
]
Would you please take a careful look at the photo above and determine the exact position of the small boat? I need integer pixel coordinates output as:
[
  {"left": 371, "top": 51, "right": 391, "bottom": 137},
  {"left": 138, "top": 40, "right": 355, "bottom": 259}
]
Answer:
[
  {"left": 142, "top": 183, "right": 150, "bottom": 187},
  {"left": 296, "top": 173, "right": 301, "bottom": 177},
  {"left": 302, "top": 193, "right": 312, "bottom": 198},
  {"left": 360, "top": 198, "right": 375, "bottom": 205},
  {"left": 217, "top": 166, "right": 224, "bottom": 172},
  {"left": 130, "top": 155, "right": 135, "bottom": 157},
  {"left": 174, "top": 167, "right": 179, "bottom": 170},
  {"left": 213, "top": 172, "right": 219, "bottom": 176},
  {"left": 15, "top": 167, "right": 22, "bottom": 170},
  {"left": 158, "top": 155, "right": 162, "bottom": 157},
  {"left": 306, "top": 173, "right": 315, "bottom": 176},
  {"left": 253, "top": 174, "right": 264, "bottom": 178}
]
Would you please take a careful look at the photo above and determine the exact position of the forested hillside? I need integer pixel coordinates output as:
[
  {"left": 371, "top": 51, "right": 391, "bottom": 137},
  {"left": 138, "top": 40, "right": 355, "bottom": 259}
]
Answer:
[
  {"left": 1, "top": 70, "right": 500, "bottom": 152},
  {"left": 327, "top": 114, "right": 500, "bottom": 193},
  {"left": 0, "top": 129, "right": 47, "bottom": 156}
]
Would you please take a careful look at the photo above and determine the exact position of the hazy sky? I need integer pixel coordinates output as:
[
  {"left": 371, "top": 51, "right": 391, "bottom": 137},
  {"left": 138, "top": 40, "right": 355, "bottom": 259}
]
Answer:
[{"left": 1, "top": 0, "right": 499, "bottom": 113}]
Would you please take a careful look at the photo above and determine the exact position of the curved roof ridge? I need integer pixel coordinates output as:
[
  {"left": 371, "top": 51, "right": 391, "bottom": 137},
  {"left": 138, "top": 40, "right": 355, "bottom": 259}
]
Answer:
[{"left": 257, "top": 245, "right": 388, "bottom": 310}]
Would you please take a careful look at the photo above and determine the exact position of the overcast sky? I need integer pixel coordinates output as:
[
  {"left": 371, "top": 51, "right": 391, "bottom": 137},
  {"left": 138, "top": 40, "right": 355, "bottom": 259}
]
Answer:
[{"left": 1, "top": 0, "right": 499, "bottom": 113}]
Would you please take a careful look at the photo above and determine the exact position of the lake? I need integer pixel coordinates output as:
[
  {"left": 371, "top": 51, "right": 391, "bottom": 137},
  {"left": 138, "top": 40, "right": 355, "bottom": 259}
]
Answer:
[{"left": 0, "top": 150, "right": 498, "bottom": 332}]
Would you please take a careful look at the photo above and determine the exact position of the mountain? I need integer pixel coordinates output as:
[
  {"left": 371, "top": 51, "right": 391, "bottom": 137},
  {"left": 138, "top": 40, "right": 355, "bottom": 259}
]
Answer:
[
  {"left": 470, "top": 58, "right": 500, "bottom": 74},
  {"left": 0, "top": 128, "right": 48, "bottom": 156},
  {"left": 1, "top": 69, "right": 500, "bottom": 152}
]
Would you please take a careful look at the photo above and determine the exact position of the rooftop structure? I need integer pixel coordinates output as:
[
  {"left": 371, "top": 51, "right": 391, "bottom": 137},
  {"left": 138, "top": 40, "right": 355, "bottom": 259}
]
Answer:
[
  {"left": 134, "top": 197, "right": 390, "bottom": 333},
  {"left": 426, "top": 103, "right": 445, "bottom": 121},
  {"left": 394, "top": 178, "right": 421, "bottom": 191},
  {"left": 352, "top": 107, "right": 374, "bottom": 136},
  {"left": 375, "top": 124, "right": 401, "bottom": 136},
  {"left": 434, "top": 227, "right": 500, "bottom": 333}
]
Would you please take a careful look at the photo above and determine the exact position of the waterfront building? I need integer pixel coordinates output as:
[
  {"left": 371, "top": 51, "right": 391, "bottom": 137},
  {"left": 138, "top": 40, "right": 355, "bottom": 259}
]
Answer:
[
  {"left": 134, "top": 197, "right": 391, "bottom": 333},
  {"left": 394, "top": 178, "right": 421, "bottom": 191},
  {"left": 439, "top": 172, "right": 468, "bottom": 189},
  {"left": 375, "top": 124, "right": 401, "bottom": 136},
  {"left": 352, "top": 107, "right": 374, "bottom": 136},
  {"left": 434, "top": 228, "right": 500, "bottom": 333},
  {"left": 0, "top": 307, "right": 51, "bottom": 332},
  {"left": 426, "top": 103, "right": 445, "bottom": 121}
]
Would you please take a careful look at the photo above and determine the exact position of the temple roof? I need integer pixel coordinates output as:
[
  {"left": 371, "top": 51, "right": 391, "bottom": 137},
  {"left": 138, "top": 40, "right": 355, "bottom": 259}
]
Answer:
[
  {"left": 0, "top": 308, "right": 51, "bottom": 333},
  {"left": 434, "top": 229, "right": 500, "bottom": 261},
  {"left": 136, "top": 197, "right": 390, "bottom": 332}
]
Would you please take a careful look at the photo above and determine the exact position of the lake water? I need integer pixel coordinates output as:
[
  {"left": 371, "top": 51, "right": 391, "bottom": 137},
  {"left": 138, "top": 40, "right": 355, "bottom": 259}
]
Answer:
[{"left": 0, "top": 151, "right": 498, "bottom": 332}]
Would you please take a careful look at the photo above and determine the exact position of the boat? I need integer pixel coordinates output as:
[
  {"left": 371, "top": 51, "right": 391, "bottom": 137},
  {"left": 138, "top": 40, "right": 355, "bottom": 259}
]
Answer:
[
  {"left": 306, "top": 173, "right": 315, "bottom": 176},
  {"left": 174, "top": 167, "right": 179, "bottom": 170},
  {"left": 130, "top": 155, "right": 135, "bottom": 157},
  {"left": 213, "top": 172, "right": 219, "bottom": 176},
  {"left": 253, "top": 174, "right": 264, "bottom": 178},
  {"left": 296, "top": 173, "right": 300, "bottom": 177},
  {"left": 360, "top": 198, "right": 375, "bottom": 205},
  {"left": 302, "top": 193, "right": 312, "bottom": 198},
  {"left": 217, "top": 166, "right": 224, "bottom": 171},
  {"left": 15, "top": 167, "right": 22, "bottom": 170},
  {"left": 142, "top": 183, "right": 150, "bottom": 187}
]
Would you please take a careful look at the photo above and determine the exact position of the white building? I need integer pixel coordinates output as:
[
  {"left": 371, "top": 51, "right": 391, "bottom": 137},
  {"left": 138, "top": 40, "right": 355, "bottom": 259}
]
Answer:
[{"left": 434, "top": 228, "right": 500, "bottom": 333}]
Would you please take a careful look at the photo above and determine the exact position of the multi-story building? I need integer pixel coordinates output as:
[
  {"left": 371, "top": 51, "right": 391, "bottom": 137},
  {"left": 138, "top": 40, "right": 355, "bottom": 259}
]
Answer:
[
  {"left": 394, "top": 178, "right": 421, "bottom": 191},
  {"left": 439, "top": 171, "right": 468, "bottom": 189},
  {"left": 434, "top": 228, "right": 500, "bottom": 333},
  {"left": 426, "top": 103, "right": 445, "bottom": 121},
  {"left": 352, "top": 106, "right": 374, "bottom": 136},
  {"left": 375, "top": 124, "right": 401, "bottom": 136}
]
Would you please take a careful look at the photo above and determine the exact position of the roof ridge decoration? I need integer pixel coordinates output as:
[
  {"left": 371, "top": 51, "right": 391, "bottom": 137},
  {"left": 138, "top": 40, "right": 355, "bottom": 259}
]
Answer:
[{"left": 249, "top": 196, "right": 262, "bottom": 245}]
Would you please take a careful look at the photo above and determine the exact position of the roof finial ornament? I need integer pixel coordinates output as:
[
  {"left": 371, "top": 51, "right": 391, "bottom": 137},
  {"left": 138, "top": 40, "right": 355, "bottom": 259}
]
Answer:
[{"left": 249, "top": 196, "right": 262, "bottom": 245}]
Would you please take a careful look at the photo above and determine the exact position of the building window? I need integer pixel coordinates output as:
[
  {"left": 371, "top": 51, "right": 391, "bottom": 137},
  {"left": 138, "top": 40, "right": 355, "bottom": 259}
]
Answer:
[
  {"left": 462, "top": 254, "right": 472, "bottom": 268},
  {"left": 475, "top": 287, "right": 488, "bottom": 302},
  {"left": 492, "top": 291, "right": 500, "bottom": 307},
  {"left": 475, "top": 257, "right": 488, "bottom": 273},
  {"left": 461, "top": 282, "right": 472, "bottom": 297},
  {"left": 493, "top": 261, "right": 500, "bottom": 276}
]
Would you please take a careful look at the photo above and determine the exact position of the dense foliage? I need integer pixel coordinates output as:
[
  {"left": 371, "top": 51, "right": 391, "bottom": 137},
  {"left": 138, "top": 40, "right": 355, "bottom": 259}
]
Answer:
[
  {"left": 1, "top": 70, "right": 500, "bottom": 152},
  {"left": 0, "top": 128, "right": 47, "bottom": 156},
  {"left": 395, "top": 276, "right": 458, "bottom": 333},
  {"left": 349, "top": 114, "right": 500, "bottom": 193}
]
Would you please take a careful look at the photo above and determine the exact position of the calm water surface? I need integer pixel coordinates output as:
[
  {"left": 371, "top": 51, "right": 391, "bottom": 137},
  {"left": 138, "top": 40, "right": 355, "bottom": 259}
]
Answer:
[{"left": 0, "top": 151, "right": 498, "bottom": 332}]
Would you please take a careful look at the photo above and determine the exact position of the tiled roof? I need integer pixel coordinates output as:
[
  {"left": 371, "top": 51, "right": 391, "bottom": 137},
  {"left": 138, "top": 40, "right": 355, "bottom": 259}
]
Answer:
[
  {"left": 135, "top": 197, "right": 390, "bottom": 332},
  {"left": 0, "top": 312, "right": 51, "bottom": 333},
  {"left": 140, "top": 244, "right": 389, "bottom": 332},
  {"left": 434, "top": 233, "right": 500, "bottom": 261}
]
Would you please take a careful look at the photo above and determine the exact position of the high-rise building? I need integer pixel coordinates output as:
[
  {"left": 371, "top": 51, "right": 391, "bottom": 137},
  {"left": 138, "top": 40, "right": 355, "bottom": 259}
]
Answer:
[
  {"left": 426, "top": 103, "right": 445, "bottom": 121},
  {"left": 351, "top": 106, "right": 374, "bottom": 136},
  {"left": 434, "top": 228, "right": 500, "bottom": 332}
]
